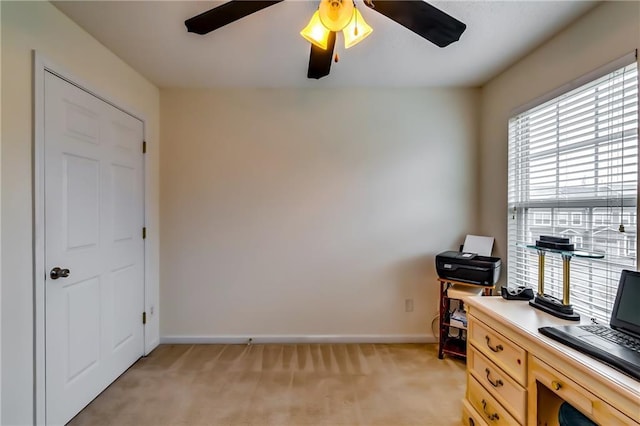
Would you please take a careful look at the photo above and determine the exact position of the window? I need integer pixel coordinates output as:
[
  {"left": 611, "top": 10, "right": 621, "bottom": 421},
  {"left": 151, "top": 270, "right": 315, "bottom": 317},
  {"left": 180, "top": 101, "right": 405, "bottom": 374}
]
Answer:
[
  {"left": 508, "top": 57, "right": 638, "bottom": 323},
  {"left": 534, "top": 210, "right": 551, "bottom": 225},
  {"left": 571, "top": 212, "right": 582, "bottom": 226},
  {"left": 558, "top": 212, "right": 568, "bottom": 225}
]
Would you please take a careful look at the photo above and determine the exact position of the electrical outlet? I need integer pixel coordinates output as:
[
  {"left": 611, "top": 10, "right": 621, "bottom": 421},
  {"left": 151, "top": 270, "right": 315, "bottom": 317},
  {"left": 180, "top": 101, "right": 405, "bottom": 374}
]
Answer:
[{"left": 405, "top": 298, "right": 414, "bottom": 312}]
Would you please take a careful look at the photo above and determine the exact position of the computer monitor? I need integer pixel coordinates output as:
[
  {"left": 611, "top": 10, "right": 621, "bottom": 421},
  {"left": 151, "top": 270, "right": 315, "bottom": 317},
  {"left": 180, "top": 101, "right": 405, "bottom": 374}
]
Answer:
[{"left": 610, "top": 269, "right": 640, "bottom": 338}]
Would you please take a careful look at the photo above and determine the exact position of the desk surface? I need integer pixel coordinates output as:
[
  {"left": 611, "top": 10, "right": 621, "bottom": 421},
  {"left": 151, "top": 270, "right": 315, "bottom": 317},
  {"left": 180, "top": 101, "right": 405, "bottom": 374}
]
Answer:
[{"left": 466, "top": 296, "right": 640, "bottom": 420}]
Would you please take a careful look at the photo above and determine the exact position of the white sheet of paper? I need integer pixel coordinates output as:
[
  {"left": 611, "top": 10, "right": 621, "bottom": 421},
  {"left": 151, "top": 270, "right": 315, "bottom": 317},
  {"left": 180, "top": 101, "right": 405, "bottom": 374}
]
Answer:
[{"left": 463, "top": 235, "right": 494, "bottom": 256}]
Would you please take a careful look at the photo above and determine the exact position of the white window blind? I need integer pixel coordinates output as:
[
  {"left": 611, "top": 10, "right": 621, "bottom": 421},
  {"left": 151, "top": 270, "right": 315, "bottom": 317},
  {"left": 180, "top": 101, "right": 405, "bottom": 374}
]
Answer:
[{"left": 508, "top": 59, "right": 639, "bottom": 323}]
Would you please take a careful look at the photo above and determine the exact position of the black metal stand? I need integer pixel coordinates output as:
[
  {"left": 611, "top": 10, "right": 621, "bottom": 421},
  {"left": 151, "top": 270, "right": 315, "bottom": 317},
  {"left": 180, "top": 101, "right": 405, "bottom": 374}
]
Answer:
[
  {"left": 437, "top": 278, "right": 493, "bottom": 360},
  {"left": 529, "top": 294, "right": 580, "bottom": 321}
]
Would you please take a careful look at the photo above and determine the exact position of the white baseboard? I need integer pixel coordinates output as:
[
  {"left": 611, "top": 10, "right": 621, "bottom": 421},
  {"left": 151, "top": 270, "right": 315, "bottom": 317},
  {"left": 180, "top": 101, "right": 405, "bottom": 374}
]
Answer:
[{"left": 160, "top": 334, "right": 436, "bottom": 345}]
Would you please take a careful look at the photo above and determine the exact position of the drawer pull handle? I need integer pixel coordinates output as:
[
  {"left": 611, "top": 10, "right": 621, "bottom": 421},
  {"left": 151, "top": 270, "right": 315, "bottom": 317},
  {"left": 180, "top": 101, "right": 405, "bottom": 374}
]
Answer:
[
  {"left": 551, "top": 380, "right": 562, "bottom": 391},
  {"left": 469, "top": 418, "right": 475, "bottom": 426},
  {"left": 481, "top": 399, "right": 500, "bottom": 421},
  {"left": 485, "top": 335, "right": 504, "bottom": 352},
  {"left": 485, "top": 368, "right": 503, "bottom": 387}
]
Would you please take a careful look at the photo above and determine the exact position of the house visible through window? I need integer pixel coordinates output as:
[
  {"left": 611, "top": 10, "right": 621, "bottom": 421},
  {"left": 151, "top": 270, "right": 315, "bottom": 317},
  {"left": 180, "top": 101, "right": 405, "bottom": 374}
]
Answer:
[{"left": 508, "top": 56, "right": 639, "bottom": 322}]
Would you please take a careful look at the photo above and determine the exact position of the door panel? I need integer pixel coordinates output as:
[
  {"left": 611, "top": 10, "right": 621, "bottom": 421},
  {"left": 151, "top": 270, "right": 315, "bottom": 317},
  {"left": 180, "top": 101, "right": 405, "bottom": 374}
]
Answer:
[
  {"left": 64, "top": 101, "right": 100, "bottom": 144},
  {"left": 112, "top": 265, "right": 137, "bottom": 350},
  {"left": 112, "top": 164, "right": 136, "bottom": 241},
  {"left": 44, "top": 71, "right": 144, "bottom": 425},
  {"left": 66, "top": 277, "right": 101, "bottom": 382},
  {"left": 64, "top": 154, "right": 100, "bottom": 249}
]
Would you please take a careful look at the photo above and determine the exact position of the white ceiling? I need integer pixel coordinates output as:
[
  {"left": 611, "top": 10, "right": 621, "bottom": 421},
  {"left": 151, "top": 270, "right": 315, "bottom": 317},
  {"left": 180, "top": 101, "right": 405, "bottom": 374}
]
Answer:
[{"left": 52, "top": 0, "right": 597, "bottom": 88}]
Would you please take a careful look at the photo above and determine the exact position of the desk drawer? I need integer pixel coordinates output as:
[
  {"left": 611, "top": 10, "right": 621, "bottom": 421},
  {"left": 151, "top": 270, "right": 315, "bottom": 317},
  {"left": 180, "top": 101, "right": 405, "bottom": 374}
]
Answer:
[
  {"left": 468, "top": 375, "right": 521, "bottom": 426},
  {"left": 592, "top": 399, "right": 638, "bottom": 425},
  {"left": 462, "top": 398, "right": 489, "bottom": 426},
  {"left": 468, "top": 347, "right": 526, "bottom": 424},
  {"left": 531, "top": 356, "right": 637, "bottom": 426},
  {"left": 469, "top": 317, "right": 527, "bottom": 385}
]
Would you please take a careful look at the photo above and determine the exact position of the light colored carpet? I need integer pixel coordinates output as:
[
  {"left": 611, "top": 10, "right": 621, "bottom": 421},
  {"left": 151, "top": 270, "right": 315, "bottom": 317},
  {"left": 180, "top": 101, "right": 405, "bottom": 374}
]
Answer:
[{"left": 68, "top": 343, "right": 466, "bottom": 426}]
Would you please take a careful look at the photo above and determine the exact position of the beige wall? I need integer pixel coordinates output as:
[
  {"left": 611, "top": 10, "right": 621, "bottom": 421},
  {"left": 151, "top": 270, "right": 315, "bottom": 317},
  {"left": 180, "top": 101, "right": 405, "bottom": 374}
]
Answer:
[
  {"left": 1, "top": 2, "right": 160, "bottom": 424},
  {"left": 0, "top": 2, "right": 3, "bottom": 421},
  {"left": 160, "top": 88, "right": 479, "bottom": 341},
  {"left": 479, "top": 1, "right": 640, "bottom": 288}
]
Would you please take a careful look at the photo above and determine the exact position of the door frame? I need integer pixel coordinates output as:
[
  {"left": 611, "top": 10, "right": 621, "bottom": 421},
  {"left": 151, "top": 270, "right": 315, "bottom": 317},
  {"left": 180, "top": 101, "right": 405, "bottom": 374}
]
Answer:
[{"left": 33, "top": 52, "right": 150, "bottom": 425}]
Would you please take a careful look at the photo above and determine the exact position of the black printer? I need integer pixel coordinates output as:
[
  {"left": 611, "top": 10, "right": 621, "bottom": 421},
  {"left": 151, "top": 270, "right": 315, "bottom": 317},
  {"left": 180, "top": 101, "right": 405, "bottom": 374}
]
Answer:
[{"left": 436, "top": 251, "right": 501, "bottom": 286}]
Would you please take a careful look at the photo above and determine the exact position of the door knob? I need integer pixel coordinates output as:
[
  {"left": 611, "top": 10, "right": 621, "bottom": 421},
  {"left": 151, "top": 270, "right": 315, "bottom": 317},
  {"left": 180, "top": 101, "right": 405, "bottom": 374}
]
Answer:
[{"left": 50, "top": 267, "right": 70, "bottom": 280}]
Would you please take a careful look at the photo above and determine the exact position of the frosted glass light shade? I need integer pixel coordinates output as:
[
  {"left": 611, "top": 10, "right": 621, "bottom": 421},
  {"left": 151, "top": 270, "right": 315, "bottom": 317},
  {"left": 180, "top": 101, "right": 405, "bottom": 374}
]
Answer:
[
  {"left": 300, "top": 11, "right": 331, "bottom": 50},
  {"left": 343, "top": 9, "right": 372, "bottom": 49},
  {"left": 318, "top": 0, "right": 354, "bottom": 31}
]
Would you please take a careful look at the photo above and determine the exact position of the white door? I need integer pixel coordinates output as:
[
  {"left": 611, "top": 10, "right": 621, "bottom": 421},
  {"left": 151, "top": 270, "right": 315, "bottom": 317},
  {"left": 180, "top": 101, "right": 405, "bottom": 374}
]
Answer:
[{"left": 44, "top": 71, "right": 145, "bottom": 425}]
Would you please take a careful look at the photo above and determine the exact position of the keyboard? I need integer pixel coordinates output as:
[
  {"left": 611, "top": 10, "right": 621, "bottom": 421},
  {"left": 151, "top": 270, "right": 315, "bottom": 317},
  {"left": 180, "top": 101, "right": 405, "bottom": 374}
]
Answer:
[
  {"left": 579, "top": 325, "right": 640, "bottom": 352},
  {"left": 539, "top": 326, "right": 640, "bottom": 381}
]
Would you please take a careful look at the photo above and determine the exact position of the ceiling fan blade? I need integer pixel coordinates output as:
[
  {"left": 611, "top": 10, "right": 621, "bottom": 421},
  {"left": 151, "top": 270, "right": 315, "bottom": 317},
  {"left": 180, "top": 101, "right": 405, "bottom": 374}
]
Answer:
[
  {"left": 366, "top": 1, "right": 466, "bottom": 47},
  {"left": 185, "top": 0, "right": 284, "bottom": 35},
  {"left": 307, "top": 32, "right": 337, "bottom": 80}
]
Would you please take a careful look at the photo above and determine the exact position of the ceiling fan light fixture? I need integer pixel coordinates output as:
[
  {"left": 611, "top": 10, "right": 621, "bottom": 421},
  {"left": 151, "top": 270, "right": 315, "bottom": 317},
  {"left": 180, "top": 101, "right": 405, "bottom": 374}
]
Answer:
[
  {"left": 300, "top": 10, "right": 331, "bottom": 50},
  {"left": 318, "top": 0, "right": 354, "bottom": 31},
  {"left": 187, "top": 0, "right": 466, "bottom": 80},
  {"left": 343, "top": 8, "right": 372, "bottom": 49}
]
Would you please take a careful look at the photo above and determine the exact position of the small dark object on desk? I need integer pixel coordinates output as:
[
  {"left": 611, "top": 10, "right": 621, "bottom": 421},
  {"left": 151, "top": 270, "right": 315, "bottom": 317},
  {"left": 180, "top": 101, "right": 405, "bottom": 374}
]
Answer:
[
  {"left": 535, "top": 239, "right": 575, "bottom": 251},
  {"left": 501, "top": 286, "right": 534, "bottom": 300},
  {"left": 539, "top": 235, "right": 571, "bottom": 244},
  {"left": 530, "top": 293, "right": 580, "bottom": 320}
]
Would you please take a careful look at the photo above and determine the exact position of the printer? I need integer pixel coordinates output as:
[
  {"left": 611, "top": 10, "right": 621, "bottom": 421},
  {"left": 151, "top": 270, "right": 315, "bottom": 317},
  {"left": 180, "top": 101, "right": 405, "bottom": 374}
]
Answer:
[{"left": 436, "top": 250, "right": 501, "bottom": 286}]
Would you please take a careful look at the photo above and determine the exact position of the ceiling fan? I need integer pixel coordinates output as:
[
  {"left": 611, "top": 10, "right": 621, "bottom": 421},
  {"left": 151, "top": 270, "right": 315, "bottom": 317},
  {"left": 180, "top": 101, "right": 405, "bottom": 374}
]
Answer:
[{"left": 185, "top": 0, "right": 466, "bottom": 80}]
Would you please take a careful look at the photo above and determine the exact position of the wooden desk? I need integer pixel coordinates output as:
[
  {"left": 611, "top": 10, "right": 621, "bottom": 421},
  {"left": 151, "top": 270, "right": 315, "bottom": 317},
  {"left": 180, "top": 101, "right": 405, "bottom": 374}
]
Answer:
[{"left": 463, "top": 297, "right": 640, "bottom": 425}]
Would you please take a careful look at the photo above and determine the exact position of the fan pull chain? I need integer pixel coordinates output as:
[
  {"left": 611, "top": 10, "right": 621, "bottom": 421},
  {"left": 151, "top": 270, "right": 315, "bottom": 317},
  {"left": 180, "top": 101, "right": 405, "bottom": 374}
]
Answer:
[
  {"left": 353, "top": 1, "right": 359, "bottom": 36},
  {"left": 334, "top": 53, "right": 339, "bottom": 63}
]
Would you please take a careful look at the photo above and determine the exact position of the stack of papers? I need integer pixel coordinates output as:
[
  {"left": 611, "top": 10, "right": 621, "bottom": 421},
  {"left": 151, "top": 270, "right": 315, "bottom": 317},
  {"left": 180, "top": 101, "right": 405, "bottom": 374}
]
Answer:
[
  {"left": 463, "top": 234, "right": 494, "bottom": 256},
  {"left": 450, "top": 308, "right": 468, "bottom": 328},
  {"left": 447, "top": 284, "right": 484, "bottom": 300}
]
